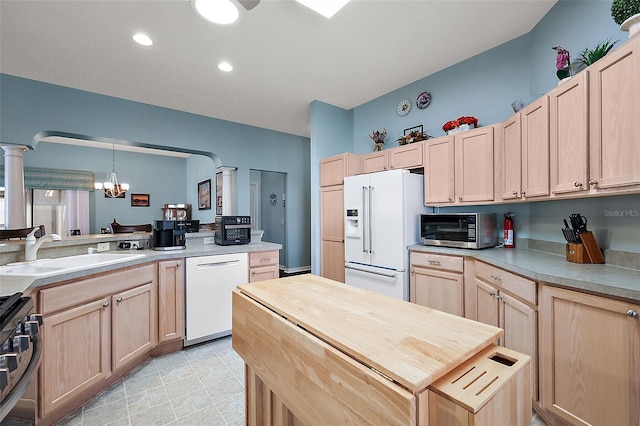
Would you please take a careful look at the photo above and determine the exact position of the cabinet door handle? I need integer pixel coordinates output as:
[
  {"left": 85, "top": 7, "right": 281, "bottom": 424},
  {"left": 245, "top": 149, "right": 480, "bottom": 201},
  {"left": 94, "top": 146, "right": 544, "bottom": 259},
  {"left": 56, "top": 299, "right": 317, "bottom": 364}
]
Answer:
[
  {"left": 427, "top": 260, "right": 441, "bottom": 265},
  {"left": 589, "top": 179, "right": 598, "bottom": 186},
  {"left": 520, "top": 190, "right": 526, "bottom": 196},
  {"left": 512, "top": 191, "right": 518, "bottom": 196},
  {"left": 458, "top": 196, "right": 463, "bottom": 201},
  {"left": 489, "top": 291, "right": 496, "bottom": 296},
  {"left": 574, "top": 181, "right": 583, "bottom": 188},
  {"left": 626, "top": 309, "right": 638, "bottom": 318},
  {"left": 251, "top": 270, "right": 256, "bottom": 275},
  {"left": 102, "top": 301, "right": 110, "bottom": 308},
  {"left": 116, "top": 297, "right": 123, "bottom": 303},
  {"left": 496, "top": 295, "right": 503, "bottom": 300}
]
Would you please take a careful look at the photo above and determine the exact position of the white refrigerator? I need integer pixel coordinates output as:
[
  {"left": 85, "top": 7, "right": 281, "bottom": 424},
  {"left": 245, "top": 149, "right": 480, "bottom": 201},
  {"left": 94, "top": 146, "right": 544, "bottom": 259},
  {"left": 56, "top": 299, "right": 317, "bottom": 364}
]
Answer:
[{"left": 344, "top": 169, "right": 428, "bottom": 300}]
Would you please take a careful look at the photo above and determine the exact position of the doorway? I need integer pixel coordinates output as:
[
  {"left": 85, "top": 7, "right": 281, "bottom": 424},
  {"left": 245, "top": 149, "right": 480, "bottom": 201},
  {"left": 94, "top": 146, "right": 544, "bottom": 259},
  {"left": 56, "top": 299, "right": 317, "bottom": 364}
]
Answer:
[{"left": 250, "top": 170, "right": 287, "bottom": 270}]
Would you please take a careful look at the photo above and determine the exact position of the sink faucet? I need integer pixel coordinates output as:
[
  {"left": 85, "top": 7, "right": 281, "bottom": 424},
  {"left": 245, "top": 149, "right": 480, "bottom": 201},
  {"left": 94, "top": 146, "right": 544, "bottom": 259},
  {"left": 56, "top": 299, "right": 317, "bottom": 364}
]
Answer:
[{"left": 25, "top": 228, "right": 62, "bottom": 261}]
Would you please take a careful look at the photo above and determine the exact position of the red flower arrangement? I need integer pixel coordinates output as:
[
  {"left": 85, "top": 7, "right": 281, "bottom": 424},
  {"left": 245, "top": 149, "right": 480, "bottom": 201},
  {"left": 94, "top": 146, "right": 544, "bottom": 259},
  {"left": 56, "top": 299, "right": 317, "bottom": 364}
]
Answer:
[{"left": 442, "top": 116, "right": 479, "bottom": 133}]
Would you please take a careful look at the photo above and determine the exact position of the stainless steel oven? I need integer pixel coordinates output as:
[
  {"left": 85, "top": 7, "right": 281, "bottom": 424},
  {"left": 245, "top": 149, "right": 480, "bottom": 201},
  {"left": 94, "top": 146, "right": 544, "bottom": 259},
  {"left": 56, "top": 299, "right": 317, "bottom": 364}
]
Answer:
[
  {"left": 420, "top": 213, "right": 498, "bottom": 249},
  {"left": 0, "top": 293, "right": 43, "bottom": 423}
]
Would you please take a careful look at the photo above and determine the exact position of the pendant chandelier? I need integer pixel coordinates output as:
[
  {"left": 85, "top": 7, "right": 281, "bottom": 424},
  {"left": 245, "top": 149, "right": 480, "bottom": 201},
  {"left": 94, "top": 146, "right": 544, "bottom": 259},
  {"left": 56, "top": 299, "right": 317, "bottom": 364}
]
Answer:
[{"left": 94, "top": 144, "right": 129, "bottom": 197}]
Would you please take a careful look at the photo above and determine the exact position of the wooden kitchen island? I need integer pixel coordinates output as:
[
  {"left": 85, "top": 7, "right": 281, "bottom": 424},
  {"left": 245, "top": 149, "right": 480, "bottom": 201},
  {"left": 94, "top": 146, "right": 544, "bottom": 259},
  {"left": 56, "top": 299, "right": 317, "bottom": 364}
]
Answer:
[{"left": 232, "top": 274, "right": 531, "bottom": 425}]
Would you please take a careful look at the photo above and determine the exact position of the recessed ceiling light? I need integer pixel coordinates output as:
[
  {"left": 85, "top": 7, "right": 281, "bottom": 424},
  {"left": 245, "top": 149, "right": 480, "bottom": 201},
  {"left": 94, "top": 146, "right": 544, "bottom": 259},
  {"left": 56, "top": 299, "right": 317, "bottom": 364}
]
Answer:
[
  {"left": 294, "top": 0, "right": 350, "bottom": 18},
  {"left": 218, "top": 62, "right": 233, "bottom": 72},
  {"left": 133, "top": 33, "right": 153, "bottom": 46},
  {"left": 193, "top": 0, "right": 239, "bottom": 25}
]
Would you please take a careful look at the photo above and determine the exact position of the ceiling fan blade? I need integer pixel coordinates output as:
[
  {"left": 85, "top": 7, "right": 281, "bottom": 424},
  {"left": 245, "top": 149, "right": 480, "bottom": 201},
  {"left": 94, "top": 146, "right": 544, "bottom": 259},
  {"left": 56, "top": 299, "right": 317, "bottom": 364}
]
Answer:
[{"left": 237, "top": 0, "right": 260, "bottom": 11}]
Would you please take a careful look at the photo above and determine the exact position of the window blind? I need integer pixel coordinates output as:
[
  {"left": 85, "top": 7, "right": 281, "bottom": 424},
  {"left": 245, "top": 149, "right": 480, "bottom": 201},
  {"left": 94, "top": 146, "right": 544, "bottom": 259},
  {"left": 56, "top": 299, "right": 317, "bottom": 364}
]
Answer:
[{"left": 0, "top": 165, "right": 95, "bottom": 191}]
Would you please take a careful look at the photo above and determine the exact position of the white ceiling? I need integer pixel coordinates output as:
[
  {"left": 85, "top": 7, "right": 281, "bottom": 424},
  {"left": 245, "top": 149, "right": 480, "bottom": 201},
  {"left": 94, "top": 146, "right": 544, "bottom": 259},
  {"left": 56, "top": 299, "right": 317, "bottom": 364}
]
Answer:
[{"left": 0, "top": 0, "right": 557, "bottom": 138}]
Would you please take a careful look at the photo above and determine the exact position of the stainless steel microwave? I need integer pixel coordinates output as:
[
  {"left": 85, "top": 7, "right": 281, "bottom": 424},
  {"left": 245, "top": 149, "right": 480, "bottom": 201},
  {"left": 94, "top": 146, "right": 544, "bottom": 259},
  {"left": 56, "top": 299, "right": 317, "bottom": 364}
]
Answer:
[{"left": 420, "top": 213, "right": 498, "bottom": 249}]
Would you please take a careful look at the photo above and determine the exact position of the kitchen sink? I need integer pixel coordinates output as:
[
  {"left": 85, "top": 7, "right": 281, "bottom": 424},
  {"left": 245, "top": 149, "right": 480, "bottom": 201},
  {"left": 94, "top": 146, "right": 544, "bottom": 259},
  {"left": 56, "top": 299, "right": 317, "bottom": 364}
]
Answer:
[{"left": 0, "top": 253, "right": 146, "bottom": 277}]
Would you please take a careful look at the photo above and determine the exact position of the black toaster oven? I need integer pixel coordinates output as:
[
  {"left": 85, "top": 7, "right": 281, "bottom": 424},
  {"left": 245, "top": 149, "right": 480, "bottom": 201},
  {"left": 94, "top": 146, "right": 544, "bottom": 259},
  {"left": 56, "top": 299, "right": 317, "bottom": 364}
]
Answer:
[{"left": 214, "top": 216, "right": 251, "bottom": 245}]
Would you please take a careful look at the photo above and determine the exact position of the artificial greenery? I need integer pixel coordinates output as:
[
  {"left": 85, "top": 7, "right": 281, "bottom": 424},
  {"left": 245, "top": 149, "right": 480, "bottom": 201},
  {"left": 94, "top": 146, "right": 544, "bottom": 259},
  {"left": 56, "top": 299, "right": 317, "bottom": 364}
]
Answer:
[
  {"left": 576, "top": 39, "right": 619, "bottom": 67},
  {"left": 611, "top": 0, "right": 640, "bottom": 25}
]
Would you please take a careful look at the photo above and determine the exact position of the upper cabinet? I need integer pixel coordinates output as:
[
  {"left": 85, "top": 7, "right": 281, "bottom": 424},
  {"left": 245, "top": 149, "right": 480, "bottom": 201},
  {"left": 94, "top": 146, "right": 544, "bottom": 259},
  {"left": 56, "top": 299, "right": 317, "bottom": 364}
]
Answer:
[
  {"left": 361, "top": 150, "right": 388, "bottom": 173},
  {"left": 389, "top": 142, "right": 424, "bottom": 170},
  {"left": 549, "top": 73, "right": 589, "bottom": 195},
  {"left": 498, "top": 96, "right": 550, "bottom": 201},
  {"left": 320, "top": 153, "right": 361, "bottom": 187},
  {"left": 424, "top": 127, "right": 495, "bottom": 206},
  {"left": 589, "top": 36, "right": 640, "bottom": 193}
]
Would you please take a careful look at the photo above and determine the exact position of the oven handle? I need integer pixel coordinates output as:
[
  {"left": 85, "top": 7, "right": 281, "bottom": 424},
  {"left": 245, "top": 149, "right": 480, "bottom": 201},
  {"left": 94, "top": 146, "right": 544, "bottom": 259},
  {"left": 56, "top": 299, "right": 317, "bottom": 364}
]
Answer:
[
  {"left": 345, "top": 265, "right": 397, "bottom": 279},
  {"left": 0, "top": 332, "right": 42, "bottom": 420}
]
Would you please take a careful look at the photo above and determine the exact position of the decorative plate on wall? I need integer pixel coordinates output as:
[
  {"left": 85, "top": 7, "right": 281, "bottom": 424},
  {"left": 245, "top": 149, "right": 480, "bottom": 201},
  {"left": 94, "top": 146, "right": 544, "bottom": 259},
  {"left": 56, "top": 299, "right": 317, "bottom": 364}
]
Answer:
[
  {"left": 397, "top": 99, "right": 411, "bottom": 116},
  {"left": 416, "top": 91, "right": 431, "bottom": 109}
]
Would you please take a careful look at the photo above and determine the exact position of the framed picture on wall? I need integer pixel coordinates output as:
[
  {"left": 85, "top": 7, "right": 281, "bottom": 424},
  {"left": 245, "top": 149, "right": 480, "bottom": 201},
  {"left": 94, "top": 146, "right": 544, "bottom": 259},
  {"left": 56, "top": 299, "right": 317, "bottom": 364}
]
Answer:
[
  {"left": 131, "top": 193, "right": 150, "bottom": 207},
  {"left": 198, "top": 179, "right": 211, "bottom": 210}
]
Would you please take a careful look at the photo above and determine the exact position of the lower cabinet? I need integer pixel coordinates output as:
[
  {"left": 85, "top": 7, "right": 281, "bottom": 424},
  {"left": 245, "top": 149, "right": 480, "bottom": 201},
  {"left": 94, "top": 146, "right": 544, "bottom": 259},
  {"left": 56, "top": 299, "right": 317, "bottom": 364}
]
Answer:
[
  {"left": 473, "top": 261, "right": 538, "bottom": 401},
  {"left": 539, "top": 285, "right": 640, "bottom": 425},
  {"left": 158, "top": 259, "right": 184, "bottom": 343},
  {"left": 249, "top": 250, "right": 279, "bottom": 282},
  {"left": 39, "top": 264, "right": 157, "bottom": 417},
  {"left": 410, "top": 252, "right": 464, "bottom": 317}
]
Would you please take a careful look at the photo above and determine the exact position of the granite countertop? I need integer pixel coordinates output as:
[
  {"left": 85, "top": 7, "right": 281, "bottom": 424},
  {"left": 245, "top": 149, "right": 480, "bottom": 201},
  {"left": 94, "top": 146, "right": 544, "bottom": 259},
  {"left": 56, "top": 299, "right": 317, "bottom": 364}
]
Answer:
[
  {"left": 408, "top": 245, "right": 640, "bottom": 302},
  {"left": 0, "top": 241, "right": 281, "bottom": 297}
]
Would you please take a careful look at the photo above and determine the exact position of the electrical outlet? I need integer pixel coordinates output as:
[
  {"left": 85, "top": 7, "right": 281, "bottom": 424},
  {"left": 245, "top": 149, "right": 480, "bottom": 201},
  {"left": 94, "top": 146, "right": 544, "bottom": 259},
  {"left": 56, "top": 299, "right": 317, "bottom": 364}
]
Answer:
[
  {"left": 203, "top": 237, "right": 215, "bottom": 244},
  {"left": 97, "top": 242, "right": 110, "bottom": 252}
]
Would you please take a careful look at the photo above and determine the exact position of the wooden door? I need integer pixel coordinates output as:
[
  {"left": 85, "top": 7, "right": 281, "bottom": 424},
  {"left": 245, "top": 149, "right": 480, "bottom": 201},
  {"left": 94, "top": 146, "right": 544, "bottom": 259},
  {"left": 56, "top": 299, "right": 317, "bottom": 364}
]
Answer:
[
  {"left": 589, "top": 36, "right": 640, "bottom": 191},
  {"left": 112, "top": 283, "right": 156, "bottom": 370},
  {"left": 389, "top": 142, "right": 423, "bottom": 170},
  {"left": 410, "top": 267, "right": 464, "bottom": 317},
  {"left": 158, "top": 259, "right": 184, "bottom": 343},
  {"left": 499, "top": 114, "right": 522, "bottom": 200},
  {"left": 455, "top": 126, "right": 495, "bottom": 203},
  {"left": 424, "top": 136, "right": 455, "bottom": 205},
  {"left": 539, "top": 285, "right": 640, "bottom": 425},
  {"left": 500, "top": 292, "right": 538, "bottom": 401},
  {"left": 474, "top": 279, "right": 499, "bottom": 328},
  {"left": 550, "top": 73, "right": 589, "bottom": 195},
  {"left": 520, "top": 96, "right": 549, "bottom": 199},
  {"left": 361, "top": 151, "right": 388, "bottom": 173},
  {"left": 41, "top": 298, "right": 111, "bottom": 415},
  {"left": 320, "top": 185, "right": 345, "bottom": 282}
]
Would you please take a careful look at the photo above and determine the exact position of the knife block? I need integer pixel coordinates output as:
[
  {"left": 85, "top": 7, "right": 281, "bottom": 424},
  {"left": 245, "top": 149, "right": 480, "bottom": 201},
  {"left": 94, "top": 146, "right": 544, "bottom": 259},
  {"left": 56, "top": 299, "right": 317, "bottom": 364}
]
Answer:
[
  {"left": 566, "top": 243, "right": 589, "bottom": 263},
  {"left": 566, "top": 232, "right": 605, "bottom": 264}
]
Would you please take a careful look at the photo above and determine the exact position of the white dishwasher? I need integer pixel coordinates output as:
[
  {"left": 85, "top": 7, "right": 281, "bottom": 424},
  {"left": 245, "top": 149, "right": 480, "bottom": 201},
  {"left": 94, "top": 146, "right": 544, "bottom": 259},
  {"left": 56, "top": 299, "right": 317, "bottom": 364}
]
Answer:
[{"left": 185, "top": 253, "right": 248, "bottom": 346}]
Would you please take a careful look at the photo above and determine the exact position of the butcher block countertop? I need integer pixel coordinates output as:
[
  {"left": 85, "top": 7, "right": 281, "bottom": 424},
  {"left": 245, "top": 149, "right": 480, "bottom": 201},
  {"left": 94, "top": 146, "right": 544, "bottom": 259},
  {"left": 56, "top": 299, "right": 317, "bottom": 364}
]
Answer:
[{"left": 236, "top": 273, "right": 503, "bottom": 392}]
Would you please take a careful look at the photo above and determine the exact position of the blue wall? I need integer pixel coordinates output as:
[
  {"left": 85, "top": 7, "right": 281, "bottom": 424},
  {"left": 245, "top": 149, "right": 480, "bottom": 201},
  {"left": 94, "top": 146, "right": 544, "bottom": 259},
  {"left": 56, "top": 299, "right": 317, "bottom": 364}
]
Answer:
[
  {"left": 0, "top": 75, "right": 311, "bottom": 270},
  {"left": 310, "top": 0, "right": 639, "bottom": 270}
]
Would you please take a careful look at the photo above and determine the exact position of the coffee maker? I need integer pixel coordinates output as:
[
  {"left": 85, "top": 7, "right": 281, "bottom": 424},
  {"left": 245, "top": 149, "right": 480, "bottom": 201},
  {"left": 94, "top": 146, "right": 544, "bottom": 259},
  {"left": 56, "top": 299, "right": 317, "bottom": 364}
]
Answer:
[{"left": 152, "top": 220, "right": 186, "bottom": 251}]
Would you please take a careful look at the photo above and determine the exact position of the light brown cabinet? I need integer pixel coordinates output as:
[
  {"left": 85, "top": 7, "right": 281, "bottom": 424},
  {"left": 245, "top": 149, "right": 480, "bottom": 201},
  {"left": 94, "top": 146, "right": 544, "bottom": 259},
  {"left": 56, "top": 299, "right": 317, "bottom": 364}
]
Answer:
[
  {"left": 248, "top": 250, "right": 279, "bottom": 282},
  {"left": 539, "top": 284, "right": 640, "bottom": 425},
  {"left": 410, "top": 252, "right": 464, "bottom": 317},
  {"left": 424, "top": 135, "right": 455, "bottom": 204},
  {"left": 389, "top": 142, "right": 424, "bottom": 170},
  {"left": 549, "top": 73, "right": 589, "bottom": 195},
  {"left": 498, "top": 96, "right": 549, "bottom": 201},
  {"left": 319, "top": 153, "right": 361, "bottom": 282},
  {"left": 39, "top": 264, "right": 157, "bottom": 417},
  {"left": 158, "top": 259, "right": 184, "bottom": 343},
  {"left": 424, "top": 127, "right": 495, "bottom": 206},
  {"left": 589, "top": 36, "right": 640, "bottom": 193},
  {"left": 361, "top": 150, "right": 388, "bottom": 173},
  {"left": 473, "top": 261, "right": 538, "bottom": 401}
]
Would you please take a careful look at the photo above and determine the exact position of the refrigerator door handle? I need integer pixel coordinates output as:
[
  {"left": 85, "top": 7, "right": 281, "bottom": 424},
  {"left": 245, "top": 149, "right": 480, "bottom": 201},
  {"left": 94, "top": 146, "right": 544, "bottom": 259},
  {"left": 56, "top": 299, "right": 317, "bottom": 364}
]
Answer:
[
  {"left": 345, "top": 264, "right": 397, "bottom": 279},
  {"left": 368, "top": 185, "right": 374, "bottom": 254},
  {"left": 362, "top": 186, "right": 368, "bottom": 253}
]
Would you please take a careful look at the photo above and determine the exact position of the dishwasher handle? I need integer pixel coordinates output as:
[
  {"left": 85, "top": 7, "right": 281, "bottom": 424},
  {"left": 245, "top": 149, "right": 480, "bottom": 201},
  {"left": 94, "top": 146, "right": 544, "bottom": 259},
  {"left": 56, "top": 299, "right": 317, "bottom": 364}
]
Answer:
[
  {"left": 345, "top": 265, "right": 397, "bottom": 279},
  {"left": 196, "top": 260, "right": 241, "bottom": 270}
]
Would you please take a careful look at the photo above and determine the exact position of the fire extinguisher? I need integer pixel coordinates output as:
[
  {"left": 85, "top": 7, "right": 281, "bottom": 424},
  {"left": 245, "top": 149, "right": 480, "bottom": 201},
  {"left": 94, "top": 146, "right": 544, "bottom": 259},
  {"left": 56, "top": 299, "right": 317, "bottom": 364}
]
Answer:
[{"left": 504, "top": 212, "right": 515, "bottom": 248}]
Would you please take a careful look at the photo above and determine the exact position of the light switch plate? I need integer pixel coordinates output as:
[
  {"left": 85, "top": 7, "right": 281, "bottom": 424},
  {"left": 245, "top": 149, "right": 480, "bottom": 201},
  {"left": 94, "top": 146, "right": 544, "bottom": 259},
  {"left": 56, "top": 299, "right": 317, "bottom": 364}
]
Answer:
[{"left": 97, "top": 242, "right": 110, "bottom": 252}]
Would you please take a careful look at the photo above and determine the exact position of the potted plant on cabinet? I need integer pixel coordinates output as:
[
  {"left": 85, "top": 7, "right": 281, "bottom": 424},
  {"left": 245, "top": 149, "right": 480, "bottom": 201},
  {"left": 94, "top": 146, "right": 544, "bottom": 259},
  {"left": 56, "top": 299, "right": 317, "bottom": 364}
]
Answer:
[
  {"left": 611, "top": 0, "right": 640, "bottom": 38},
  {"left": 576, "top": 38, "right": 619, "bottom": 68}
]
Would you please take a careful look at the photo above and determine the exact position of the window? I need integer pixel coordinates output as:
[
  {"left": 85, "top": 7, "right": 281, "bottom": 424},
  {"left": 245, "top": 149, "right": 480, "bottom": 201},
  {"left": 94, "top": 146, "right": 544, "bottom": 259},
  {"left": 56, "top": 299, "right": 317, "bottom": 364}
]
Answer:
[{"left": 0, "top": 189, "right": 89, "bottom": 235}]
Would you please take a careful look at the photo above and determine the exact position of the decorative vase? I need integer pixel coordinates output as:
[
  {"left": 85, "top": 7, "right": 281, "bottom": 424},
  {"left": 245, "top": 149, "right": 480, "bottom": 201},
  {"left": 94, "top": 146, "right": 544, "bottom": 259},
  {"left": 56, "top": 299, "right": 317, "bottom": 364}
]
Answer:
[
  {"left": 446, "top": 124, "right": 474, "bottom": 135},
  {"left": 620, "top": 13, "right": 640, "bottom": 39}
]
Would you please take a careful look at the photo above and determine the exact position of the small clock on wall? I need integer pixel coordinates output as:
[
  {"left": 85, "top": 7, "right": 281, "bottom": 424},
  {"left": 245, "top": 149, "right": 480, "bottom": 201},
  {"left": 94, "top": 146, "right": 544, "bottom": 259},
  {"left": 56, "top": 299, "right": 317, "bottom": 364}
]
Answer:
[{"left": 397, "top": 98, "right": 411, "bottom": 116}]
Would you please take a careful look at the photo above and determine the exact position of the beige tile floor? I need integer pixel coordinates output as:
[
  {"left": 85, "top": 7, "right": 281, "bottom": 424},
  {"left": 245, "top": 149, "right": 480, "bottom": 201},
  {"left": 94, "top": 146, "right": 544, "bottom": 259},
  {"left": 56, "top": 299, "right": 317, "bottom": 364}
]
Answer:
[
  {"left": 52, "top": 336, "right": 546, "bottom": 426},
  {"left": 59, "top": 337, "right": 244, "bottom": 426}
]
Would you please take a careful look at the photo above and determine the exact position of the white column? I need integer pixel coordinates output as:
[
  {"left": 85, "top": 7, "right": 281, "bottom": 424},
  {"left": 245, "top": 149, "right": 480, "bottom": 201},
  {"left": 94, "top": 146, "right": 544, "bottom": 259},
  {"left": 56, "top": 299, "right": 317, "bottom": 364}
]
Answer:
[
  {"left": 216, "top": 166, "right": 237, "bottom": 216},
  {"left": 2, "top": 145, "right": 28, "bottom": 229}
]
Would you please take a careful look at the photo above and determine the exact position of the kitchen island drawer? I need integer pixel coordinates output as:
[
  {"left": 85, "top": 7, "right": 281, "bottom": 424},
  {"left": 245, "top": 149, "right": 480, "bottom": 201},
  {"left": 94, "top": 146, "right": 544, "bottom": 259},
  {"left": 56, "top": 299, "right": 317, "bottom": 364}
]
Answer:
[
  {"left": 474, "top": 261, "right": 536, "bottom": 305},
  {"left": 411, "top": 252, "right": 464, "bottom": 273}
]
